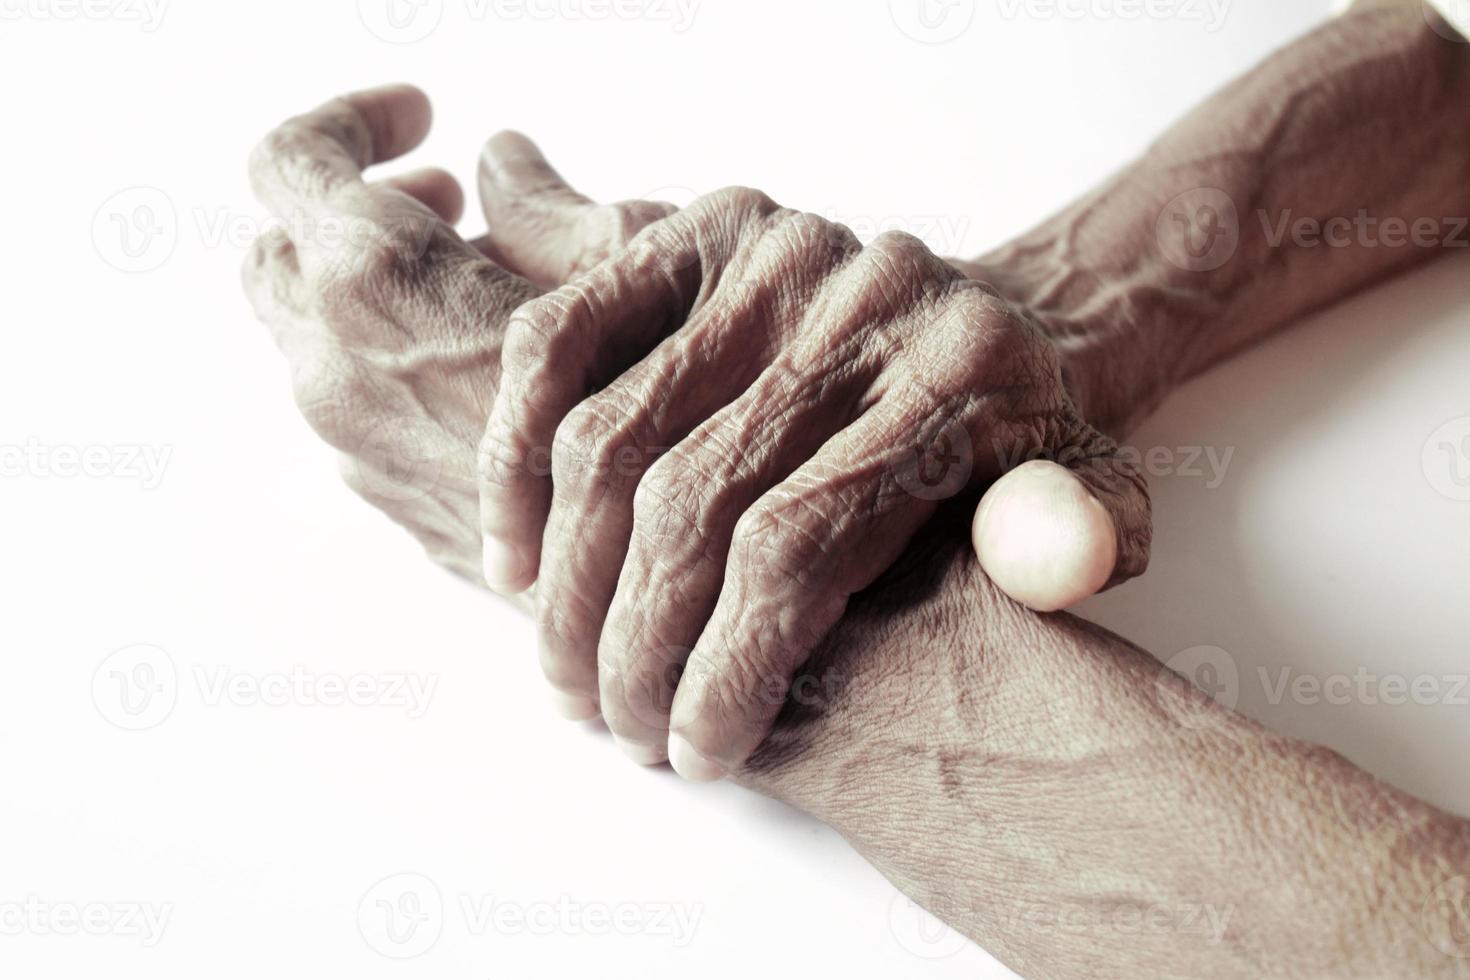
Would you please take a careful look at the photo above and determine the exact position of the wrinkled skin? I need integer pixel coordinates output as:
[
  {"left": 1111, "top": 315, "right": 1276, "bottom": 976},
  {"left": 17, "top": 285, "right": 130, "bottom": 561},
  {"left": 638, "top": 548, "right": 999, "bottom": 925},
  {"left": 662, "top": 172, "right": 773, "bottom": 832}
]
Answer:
[
  {"left": 244, "top": 19, "right": 1470, "bottom": 970},
  {"left": 241, "top": 90, "right": 657, "bottom": 586},
  {"left": 477, "top": 185, "right": 1151, "bottom": 777},
  {"left": 243, "top": 88, "right": 1150, "bottom": 777}
]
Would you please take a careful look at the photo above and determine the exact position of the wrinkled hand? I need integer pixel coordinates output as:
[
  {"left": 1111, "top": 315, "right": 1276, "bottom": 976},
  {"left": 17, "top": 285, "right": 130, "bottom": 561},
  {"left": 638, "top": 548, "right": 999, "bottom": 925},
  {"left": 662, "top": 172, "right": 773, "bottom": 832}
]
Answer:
[
  {"left": 476, "top": 177, "right": 1152, "bottom": 779},
  {"left": 240, "top": 86, "right": 666, "bottom": 586}
]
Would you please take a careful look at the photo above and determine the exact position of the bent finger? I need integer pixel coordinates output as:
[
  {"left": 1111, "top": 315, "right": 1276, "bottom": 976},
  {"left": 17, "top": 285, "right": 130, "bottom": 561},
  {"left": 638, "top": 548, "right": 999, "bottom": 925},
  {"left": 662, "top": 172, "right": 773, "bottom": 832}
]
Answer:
[{"left": 249, "top": 83, "right": 432, "bottom": 220}]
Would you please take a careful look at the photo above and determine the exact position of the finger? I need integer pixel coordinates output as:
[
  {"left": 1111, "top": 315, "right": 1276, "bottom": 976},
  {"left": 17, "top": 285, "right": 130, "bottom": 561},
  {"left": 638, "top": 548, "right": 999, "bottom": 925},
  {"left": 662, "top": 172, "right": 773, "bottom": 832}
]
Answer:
[
  {"left": 513, "top": 210, "right": 861, "bottom": 742},
  {"left": 973, "top": 439, "right": 1151, "bottom": 612},
  {"left": 477, "top": 130, "right": 674, "bottom": 287},
  {"left": 376, "top": 167, "right": 464, "bottom": 224},
  {"left": 476, "top": 211, "right": 708, "bottom": 594},
  {"left": 526, "top": 286, "right": 786, "bottom": 711},
  {"left": 249, "top": 83, "right": 433, "bottom": 220},
  {"left": 663, "top": 399, "right": 939, "bottom": 781},
  {"left": 597, "top": 364, "right": 873, "bottom": 755},
  {"left": 528, "top": 219, "right": 853, "bottom": 718}
]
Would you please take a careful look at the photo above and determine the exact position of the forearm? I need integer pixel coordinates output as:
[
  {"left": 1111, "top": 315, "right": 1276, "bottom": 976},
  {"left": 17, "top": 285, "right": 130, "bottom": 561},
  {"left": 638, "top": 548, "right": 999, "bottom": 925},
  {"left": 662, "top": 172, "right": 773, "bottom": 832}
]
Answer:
[
  {"left": 968, "top": 5, "right": 1470, "bottom": 437},
  {"left": 735, "top": 517, "right": 1470, "bottom": 979}
]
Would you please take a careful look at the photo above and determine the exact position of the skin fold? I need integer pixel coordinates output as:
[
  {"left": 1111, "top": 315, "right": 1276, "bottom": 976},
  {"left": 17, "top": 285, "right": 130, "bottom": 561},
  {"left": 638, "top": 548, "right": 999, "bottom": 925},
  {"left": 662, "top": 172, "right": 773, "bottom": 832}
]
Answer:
[{"left": 242, "top": 5, "right": 1470, "bottom": 976}]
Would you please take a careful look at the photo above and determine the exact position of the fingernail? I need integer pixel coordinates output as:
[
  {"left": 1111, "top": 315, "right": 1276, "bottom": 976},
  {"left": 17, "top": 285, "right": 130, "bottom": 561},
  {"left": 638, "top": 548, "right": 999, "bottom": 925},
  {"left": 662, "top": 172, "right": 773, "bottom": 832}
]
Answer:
[
  {"left": 551, "top": 690, "right": 599, "bottom": 722},
  {"left": 481, "top": 536, "right": 529, "bottom": 594},
  {"left": 614, "top": 737, "right": 667, "bottom": 767},
  {"left": 668, "top": 734, "right": 725, "bottom": 782}
]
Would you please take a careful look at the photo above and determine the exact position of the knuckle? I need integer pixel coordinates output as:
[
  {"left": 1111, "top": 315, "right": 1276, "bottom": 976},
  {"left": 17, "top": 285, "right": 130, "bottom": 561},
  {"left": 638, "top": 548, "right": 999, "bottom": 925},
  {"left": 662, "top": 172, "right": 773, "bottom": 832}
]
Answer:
[
  {"left": 729, "top": 499, "right": 810, "bottom": 583},
  {"left": 788, "top": 210, "right": 860, "bottom": 257},
  {"left": 835, "top": 232, "right": 960, "bottom": 327},
  {"left": 631, "top": 455, "right": 683, "bottom": 519},
  {"left": 242, "top": 229, "right": 295, "bottom": 287},
  {"left": 943, "top": 289, "right": 1061, "bottom": 389},
  {"left": 631, "top": 451, "right": 710, "bottom": 547},
  {"left": 865, "top": 230, "right": 952, "bottom": 288},
  {"left": 867, "top": 228, "right": 930, "bottom": 262},
  {"left": 703, "top": 185, "right": 778, "bottom": 218},
  {"left": 550, "top": 394, "right": 642, "bottom": 492},
  {"left": 501, "top": 297, "right": 565, "bottom": 380}
]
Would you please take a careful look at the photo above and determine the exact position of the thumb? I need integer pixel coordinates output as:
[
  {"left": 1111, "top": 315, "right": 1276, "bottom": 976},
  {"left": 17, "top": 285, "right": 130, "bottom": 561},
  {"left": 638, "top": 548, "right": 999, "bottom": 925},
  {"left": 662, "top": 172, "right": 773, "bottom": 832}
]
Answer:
[
  {"left": 973, "top": 435, "right": 1151, "bottom": 612},
  {"left": 476, "top": 130, "right": 675, "bottom": 288}
]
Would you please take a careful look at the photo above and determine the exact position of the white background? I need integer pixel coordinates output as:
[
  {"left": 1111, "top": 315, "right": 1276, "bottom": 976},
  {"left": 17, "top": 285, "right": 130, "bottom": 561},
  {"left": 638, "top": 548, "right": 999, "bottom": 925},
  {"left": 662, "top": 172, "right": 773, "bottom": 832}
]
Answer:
[{"left": 7, "top": 0, "right": 1470, "bottom": 976}]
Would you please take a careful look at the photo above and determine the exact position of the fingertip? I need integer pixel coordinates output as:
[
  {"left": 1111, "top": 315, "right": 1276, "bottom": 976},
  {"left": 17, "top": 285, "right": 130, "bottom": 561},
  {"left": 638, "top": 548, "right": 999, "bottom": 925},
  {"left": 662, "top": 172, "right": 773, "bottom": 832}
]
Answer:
[
  {"left": 974, "top": 460, "right": 1117, "bottom": 612},
  {"left": 482, "top": 535, "right": 535, "bottom": 595},
  {"left": 551, "top": 690, "right": 600, "bottom": 722},
  {"left": 615, "top": 737, "right": 668, "bottom": 767},
  {"left": 668, "top": 733, "right": 726, "bottom": 782},
  {"left": 343, "top": 84, "right": 433, "bottom": 163},
  {"left": 479, "top": 130, "right": 550, "bottom": 186}
]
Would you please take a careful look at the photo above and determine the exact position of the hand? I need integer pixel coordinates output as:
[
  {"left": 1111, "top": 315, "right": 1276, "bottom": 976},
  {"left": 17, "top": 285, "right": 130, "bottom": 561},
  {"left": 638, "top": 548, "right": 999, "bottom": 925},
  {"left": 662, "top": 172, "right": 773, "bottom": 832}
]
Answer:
[
  {"left": 476, "top": 181, "right": 1152, "bottom": 779},
  {"left": 240, "top": 87, "right": 669, "bottom": 589}
]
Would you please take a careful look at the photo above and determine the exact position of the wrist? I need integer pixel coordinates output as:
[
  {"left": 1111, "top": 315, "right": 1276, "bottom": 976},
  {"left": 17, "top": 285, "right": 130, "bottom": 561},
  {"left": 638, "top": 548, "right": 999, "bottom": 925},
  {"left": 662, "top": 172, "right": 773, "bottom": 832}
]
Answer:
[{"left": 970, "top": 190, "right": 1213, "bottom": 440}]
